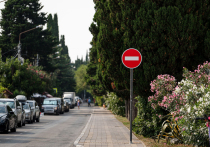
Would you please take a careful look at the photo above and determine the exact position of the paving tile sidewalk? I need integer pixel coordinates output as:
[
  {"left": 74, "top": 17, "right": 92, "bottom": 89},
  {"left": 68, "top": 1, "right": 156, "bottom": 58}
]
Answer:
[{"left": 75, "top": 106, "right": 145, "bottom": 147}]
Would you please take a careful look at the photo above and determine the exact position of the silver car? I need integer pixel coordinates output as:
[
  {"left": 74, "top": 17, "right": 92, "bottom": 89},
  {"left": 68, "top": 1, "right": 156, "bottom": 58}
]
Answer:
[
  {"left": 0, "top": 98, "right": 23, "bottom": 127},
  {"left": 23, "top": 103, "right": 33, "bottom": 124},
  {"left": 27, "top": 100, "right": 40, "bottom": 122},
  {"left": 42, "top": 98, "right": 60, "bottom": 115}
]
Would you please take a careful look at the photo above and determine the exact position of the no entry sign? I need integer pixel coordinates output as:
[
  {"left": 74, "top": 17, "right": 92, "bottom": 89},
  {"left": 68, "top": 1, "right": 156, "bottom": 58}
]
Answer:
[
  {"left": 121, "top": 48, "right": 142, "bottom": 144},
  {"left": 122, "top": 48, "right": 142, "bottom": 69}
]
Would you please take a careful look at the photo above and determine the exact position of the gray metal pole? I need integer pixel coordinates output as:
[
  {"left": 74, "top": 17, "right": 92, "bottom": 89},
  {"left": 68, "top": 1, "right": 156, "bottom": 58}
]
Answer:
[{"left": 130, "top": 68, "right": 133, "bottom": 144}]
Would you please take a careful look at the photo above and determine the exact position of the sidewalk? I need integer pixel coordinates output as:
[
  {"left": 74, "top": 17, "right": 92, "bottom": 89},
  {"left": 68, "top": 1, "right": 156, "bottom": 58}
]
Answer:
[{"left": 74, "top": 104, "right": 145, "bottom": 147}]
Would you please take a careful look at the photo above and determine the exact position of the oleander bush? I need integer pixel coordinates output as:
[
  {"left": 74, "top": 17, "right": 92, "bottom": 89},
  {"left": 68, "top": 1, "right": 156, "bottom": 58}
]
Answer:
[
  {"left": 105, "top": 92, "right": 125, "bottom": 117},
  {"left": 147, "top": 61, "right": 210, "bottom": 146}
]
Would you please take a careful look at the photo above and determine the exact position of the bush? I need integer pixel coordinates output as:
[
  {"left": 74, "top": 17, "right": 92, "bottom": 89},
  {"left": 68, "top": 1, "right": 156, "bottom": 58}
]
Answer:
[
  {"left": 146, "top": 61, "right": 210, "bottom": 146},
  {"left": 133, "top": 95, "right": 167, "bottom": 137},
  {"left": 105, "top": 92, "right": 125, "bottom": 117},
  {"left": 94, "top": 95, "right": 104, "bottom": 106}
]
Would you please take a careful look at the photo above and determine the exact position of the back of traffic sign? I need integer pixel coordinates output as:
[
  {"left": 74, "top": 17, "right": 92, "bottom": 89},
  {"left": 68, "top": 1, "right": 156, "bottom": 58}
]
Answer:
[{"left": 121, "top": 48, "right": 142, "bottom": 69}]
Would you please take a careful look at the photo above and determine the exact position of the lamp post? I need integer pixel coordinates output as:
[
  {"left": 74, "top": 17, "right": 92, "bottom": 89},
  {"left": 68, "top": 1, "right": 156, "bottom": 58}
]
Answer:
[{"left": 18, "top": 25, "right": 43, "bottom": 64}]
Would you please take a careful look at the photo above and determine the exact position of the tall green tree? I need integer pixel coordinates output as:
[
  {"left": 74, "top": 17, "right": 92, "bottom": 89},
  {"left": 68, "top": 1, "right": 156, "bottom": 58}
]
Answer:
[
  {"left": 0, "top": 0, "right": 57, "bottom": 72},
  {"left": 88, "top": 0, "right": 210, "bottom": 124}
]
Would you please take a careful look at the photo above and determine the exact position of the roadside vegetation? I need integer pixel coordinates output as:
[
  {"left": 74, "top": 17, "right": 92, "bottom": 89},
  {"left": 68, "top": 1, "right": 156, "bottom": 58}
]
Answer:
[{"left": 86, "top": 0, "right": 210, "bottom": 146}]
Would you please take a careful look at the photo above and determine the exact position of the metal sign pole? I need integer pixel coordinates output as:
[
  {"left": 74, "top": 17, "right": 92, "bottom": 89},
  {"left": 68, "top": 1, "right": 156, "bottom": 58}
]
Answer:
[{"left": 130, "top": 68, "right": 133, "bottom": 144}]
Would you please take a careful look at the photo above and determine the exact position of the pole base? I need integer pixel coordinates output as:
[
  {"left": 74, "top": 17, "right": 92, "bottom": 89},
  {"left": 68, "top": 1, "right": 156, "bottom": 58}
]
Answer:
[{"left": 130, "top": 141, "right": 132, "bottom": 144}]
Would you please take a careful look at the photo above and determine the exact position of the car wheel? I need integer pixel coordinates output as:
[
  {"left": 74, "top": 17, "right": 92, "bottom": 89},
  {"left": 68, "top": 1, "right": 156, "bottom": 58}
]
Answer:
[
  {"left": 18, "top": 119, "right": 22, "bottom": 127},
  {"left": 36, "top": 115, "right": 40, "bottom": 122},
  {"left": 11, "top": 121, "right": 17, "bottom": 132},
  {"left": 22, "top": 118, "right": 25, "bottom": 126},
  {"left": 3, "top": 121, "right": 9, "bottom": 133},
  {"left": 30, "top": 117, "right": 33, "bottom": 124},
  {"left": 33, "top": 115, "right": 36, "bottom": 122}
]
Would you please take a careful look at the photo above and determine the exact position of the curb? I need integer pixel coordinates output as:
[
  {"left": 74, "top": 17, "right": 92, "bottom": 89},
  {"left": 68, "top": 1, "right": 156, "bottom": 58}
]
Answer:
[
  {"left": 74, "top": 110, "right": 93, "bottom": 147},
  {"left": 114, "top": 114, "right": 147, "bottom": 147}
]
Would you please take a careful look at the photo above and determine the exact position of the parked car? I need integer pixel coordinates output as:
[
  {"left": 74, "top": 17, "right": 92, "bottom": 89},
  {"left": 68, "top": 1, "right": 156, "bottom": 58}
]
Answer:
[
  {"left": 0, "top": 98, "right": 23, "bottom": 127},
  {"left": 0, "top": 104, "right": 17, "bottom": 133},
  {"left": 19, "top": 103, "right": 26, "bottom": 126},
  {"left": 55, "top": 98, "right": 65, "bottom": 114},
  {"left": 27, "top": 100, "right": 40, "bottom": 122},
  {"left": 23, "top": 103, "right": 33, "bottom": 124},
  {"left": 63, "top": 98, "right": 72, "bottom": 109},
  {"left": 64, "top": 101, "right": 69, "bottom": 112},
  {"left": 16, "top": 95, "right": 28, "bottom": 125},
  {"left": 63, "top": 98, "right": 73, "bottom": 109},
  {"left": 42, "top": 98, "right": 60, "bottom": 115}
]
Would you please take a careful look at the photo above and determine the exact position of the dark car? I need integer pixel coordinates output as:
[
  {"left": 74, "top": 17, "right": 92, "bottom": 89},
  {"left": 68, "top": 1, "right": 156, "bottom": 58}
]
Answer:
[
  {"left": 0, "top": 98, "right": 23, "bottom": 127},
  {"left": 63, "top": 98, "right": 73, "bottom": 109},
  {"left": 0, "top": 104, "right": 17, "bottom": 133},
  {"left": 64, "top": 101, "right": 69, "bottom": 112}
]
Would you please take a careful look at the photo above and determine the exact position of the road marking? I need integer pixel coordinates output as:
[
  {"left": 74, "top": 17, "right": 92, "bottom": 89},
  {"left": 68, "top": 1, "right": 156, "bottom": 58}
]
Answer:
[{"left": 125, "top": 56, "right": 139, "bottom": 61}]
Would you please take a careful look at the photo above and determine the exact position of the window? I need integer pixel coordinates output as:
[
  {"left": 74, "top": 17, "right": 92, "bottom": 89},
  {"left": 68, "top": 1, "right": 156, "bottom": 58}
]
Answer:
[
  {"left": 23, "top": 104, "right": 29, "bottom": 109},
  {"left": 28, "top": 102, "right": 34, "bottom": 107},
  {"left": 0, "top": 106, "right": 6, "bottom": 113},
  {"left": 0, "top": 101, "right": 15, "bottom": 109},
  {"left": 43, "top": 100, "right": 57, "bottom": 105}
]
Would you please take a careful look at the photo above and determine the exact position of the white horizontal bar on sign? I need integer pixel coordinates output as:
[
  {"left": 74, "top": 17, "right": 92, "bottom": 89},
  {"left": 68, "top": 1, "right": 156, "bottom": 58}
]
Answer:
[{"left": 125, "top": 56, "right": 139, "bottom": 61}]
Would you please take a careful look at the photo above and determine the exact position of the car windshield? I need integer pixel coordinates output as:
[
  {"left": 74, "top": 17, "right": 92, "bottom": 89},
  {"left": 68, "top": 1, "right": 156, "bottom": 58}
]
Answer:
[
  {"left": 0, "top": 101, "right": 15, "bottom": 109},
  {"left": 43, "top": 100, "right": 57, "bottom": 105},
  {"left": 0, "top": 106, "right": 6, "bottom": 113},
  {"left": 23, "top": 104, "right": 29, "bottom": 109},
  {"left": 64, "top": 99, "right": 70, "bottom": 103},
  {"left": 28, "top": 102, "right": 34, "bottom": 107}
]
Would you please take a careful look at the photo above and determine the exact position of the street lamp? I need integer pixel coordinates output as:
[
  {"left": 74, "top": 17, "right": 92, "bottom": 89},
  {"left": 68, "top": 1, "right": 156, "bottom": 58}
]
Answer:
[{"left": 18, "top": 25, "right": 43, "bottom": 64}]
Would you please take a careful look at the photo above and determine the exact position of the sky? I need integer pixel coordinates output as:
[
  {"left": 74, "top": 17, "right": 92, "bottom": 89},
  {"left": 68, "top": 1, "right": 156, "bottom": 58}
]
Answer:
[{"left": 0, "top": 0, "right": 95, "bottom": 63}]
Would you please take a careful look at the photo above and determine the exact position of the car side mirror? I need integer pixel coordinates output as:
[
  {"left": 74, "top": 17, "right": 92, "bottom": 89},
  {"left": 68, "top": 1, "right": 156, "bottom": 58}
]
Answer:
[
  {"left": 10, "top": 111, "right": 14, "bottom": 114},
  {"left": 36, "top": 106, "right": 39, "bottom": 108}
]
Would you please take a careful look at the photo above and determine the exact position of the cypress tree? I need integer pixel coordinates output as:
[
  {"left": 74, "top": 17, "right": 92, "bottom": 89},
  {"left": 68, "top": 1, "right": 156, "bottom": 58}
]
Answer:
[
  {"left": 89, "top": 0, "right": 210, "bottom": 123},
  {"left": 53, "top": 14, "right": 59, "bottom": 42},
  {"left": 0, "top": 0, "right": 57, "bottom": 72}
]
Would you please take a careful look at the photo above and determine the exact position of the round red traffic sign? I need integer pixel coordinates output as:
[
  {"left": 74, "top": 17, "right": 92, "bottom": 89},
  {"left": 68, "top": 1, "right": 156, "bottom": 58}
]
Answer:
[{"left": 122, "top": 48, "right": 142, "bottom": 69}]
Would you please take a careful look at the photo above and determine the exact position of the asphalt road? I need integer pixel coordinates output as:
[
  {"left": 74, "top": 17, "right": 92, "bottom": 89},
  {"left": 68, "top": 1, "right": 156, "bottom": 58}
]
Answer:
[{"left": 0, "top": 103, "right": 93, "bottom": 147}]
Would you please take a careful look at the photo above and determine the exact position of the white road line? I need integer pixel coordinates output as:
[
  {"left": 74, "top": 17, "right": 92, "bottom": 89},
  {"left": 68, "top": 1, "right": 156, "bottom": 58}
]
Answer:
[{"left": 125, "top": 56, "right": 139, "bottom": 61}]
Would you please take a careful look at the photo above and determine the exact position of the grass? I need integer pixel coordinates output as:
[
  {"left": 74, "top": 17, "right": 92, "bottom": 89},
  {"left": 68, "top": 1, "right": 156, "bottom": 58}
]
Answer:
[{"left": 114, "top": 115, "right": 192, "bottom": 147}]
